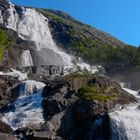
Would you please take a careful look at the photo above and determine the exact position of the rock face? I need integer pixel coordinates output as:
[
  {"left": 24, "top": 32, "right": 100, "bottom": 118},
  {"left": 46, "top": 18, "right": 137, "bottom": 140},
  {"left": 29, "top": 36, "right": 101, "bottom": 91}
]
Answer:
[
  {"left": 0, "top": 121, "right": 13, "bottom": 133},
  {"left": 0, "top": 0, "right": 10, "bottom": 24},
  {"left": 16, "top": 65, "right": 65, "bottom": 79},
  {"left": 0, "top": 73, "right": 136, "bottom": 140},
  {"left": 0, "top": 1, "right": 138, "bottom": 140},
  {"left": 0, "top": 75, "right": 19, "bottom": 107},
  {"left": 0, "top": 26, "right": 34, "bottom": 68},
  {"left": 40, "top": 74, "right": 136, "bottom": 140}
]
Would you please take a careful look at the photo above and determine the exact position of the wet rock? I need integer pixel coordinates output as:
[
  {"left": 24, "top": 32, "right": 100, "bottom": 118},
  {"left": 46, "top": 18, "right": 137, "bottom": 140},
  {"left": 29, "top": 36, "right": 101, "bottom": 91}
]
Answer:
[
  {"left": 0, "top": 133, "right": 16, "bottom": 140},
  {"left": 0, "top": 75, "right": 19, "bottom": 108},
  {"left": 0, "top": 121, "right": 13, "bottom": 133}
]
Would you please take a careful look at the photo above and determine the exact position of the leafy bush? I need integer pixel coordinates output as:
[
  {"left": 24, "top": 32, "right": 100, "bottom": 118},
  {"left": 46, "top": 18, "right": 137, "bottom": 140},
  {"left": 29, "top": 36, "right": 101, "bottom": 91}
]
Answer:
[
  {"left": 78, "top": 86, "right": 114, "bottom": 102},
  {"left": 0, "top": 29, "right": 8, "bottom": 61},
  {"left": 0, "top": 29, "right": 17, "bottom": 61}
]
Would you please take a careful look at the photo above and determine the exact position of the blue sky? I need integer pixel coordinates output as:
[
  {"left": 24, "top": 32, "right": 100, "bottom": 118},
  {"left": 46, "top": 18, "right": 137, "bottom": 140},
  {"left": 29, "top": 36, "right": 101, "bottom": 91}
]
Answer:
[{"left": 11, "top": 0, "right": 140, "bottom": 46}]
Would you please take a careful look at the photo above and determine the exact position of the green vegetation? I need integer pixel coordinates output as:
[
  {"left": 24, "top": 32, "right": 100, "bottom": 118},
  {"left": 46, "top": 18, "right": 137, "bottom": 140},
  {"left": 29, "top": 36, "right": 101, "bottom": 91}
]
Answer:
[
  {"left": 0, "top": 29, "right": 17, "bottom": 61},
  {"left": 39, "top": 8, "right": 140, "bottom": 71},
  {"left": 0, "top": 29, "right": 8, "bottom": 60},
  {"left": 78, "top": 85, "right": 116, "bottom": 102}
]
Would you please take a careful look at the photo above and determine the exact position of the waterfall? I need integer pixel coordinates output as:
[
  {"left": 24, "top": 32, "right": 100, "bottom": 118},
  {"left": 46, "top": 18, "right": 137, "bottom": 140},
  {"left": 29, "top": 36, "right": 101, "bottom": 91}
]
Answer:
[
  {"left": 0, "top": 1, "right": 101, "bottom": 72},
  {"left": 0, "top": 11, "right": 3, "bottom": 23},
  {"left": 109, "top": 83, "right": 140, "bottom": 140},
  {"left": 20, "top": 50, "right": 33, "bottom": 67},
  {"left": 110, "top": 104, "right": 140, "bottom": 140},
  {"left": 5, "top": 2, "right": 73, "bottom": 66},
  {"left": 120, "top": 82, "right": 140, "bottom": 99},
  {"left": 88, "top": 116, "right": 104, "bottom": 140},
  {"left": 2, "top": 80, "right": 46, "bottom": 130}
]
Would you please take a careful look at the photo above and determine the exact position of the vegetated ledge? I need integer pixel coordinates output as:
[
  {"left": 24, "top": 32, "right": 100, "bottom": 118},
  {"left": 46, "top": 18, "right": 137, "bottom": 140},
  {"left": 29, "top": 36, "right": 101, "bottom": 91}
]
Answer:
[{"left": 65, "top": 73, "right": 137, "bottom": 106}]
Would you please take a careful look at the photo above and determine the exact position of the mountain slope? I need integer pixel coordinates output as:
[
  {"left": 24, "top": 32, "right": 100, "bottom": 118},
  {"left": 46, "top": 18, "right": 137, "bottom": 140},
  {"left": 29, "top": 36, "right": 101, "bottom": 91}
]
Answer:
[
  {"left": 0, "top": 0, "right": 140, "bottom": 73},
  {"left": 38, "top": 9, "right": 140, "bottom": 71}
]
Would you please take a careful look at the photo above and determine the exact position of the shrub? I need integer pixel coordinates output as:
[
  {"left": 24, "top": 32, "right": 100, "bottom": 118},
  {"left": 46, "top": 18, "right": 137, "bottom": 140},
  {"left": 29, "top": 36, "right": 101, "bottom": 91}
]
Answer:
[{"left": 78, "top": 86, "right": 113, "bottom": 102}]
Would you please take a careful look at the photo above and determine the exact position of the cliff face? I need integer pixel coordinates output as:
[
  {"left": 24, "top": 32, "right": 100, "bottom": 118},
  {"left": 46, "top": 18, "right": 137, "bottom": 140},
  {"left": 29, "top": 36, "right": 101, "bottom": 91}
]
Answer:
[{"left": 0, "top": 26, "right": 34, "bottom": 68}]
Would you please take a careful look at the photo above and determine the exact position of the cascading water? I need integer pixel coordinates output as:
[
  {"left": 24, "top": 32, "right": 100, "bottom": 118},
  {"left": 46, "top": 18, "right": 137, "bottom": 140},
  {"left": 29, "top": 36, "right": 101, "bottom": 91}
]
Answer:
[
  {"left": 110, "top": 104, "right": 140, "bottom": 140},
  {"left": 5, "top": 2, "right": 72, "bottom": 66},
  {"left": 0, "top": 11, "right": 3, "bottom": 23},
  {"left": 2, "top": 80, "right": 46, "bottom": 130},
  {"left": 120, "top": 82, "right": 140, "bottom": 99},
  {"left": 0, "top": 68, "right": 28, "bottom": 81},
  {"left": 88, "top": 114, "right": 110, "bottom": 140},
  {"left": 20, "top": 50, "right": 33, "bottom": 67},
  {"left": 109, "top": 84, "right": 140, "bottom": 140},
  {"left": 0, "top": 1, "right": 101, "bottom": 72}
]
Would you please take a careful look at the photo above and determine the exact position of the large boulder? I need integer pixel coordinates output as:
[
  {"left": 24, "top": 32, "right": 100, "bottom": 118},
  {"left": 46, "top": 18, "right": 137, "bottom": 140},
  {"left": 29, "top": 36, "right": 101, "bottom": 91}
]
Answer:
[
  {"left": 0, "top": 75, "right": 19, "bottom": 107},
  {"left": 0, "top": 121, "right": 13, "bottom": 133}
]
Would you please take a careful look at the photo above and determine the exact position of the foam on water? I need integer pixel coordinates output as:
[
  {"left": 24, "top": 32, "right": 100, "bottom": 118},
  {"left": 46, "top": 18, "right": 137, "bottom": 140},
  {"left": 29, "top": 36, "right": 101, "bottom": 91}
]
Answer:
[
  {"left": 0, "top": 69, "right": 28, "bottom": 81},
  {"left": 2, "top": 80, "right": 46, "bottom": 130},
  {"left": 110, "top": 104, "right": 140, "bottom": 140},
  {"left": 109, "top": 83, "right": 140, "bottom": 140},
  {"left": 120, "top": 82, "right": 140, "bottom": 99}
]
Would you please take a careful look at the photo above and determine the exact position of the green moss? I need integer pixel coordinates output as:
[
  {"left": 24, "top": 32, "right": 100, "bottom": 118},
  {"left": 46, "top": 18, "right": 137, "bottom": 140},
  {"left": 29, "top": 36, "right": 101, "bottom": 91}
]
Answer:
[
  {"left": 0, "top": 29, "right": 17, "bottom": 61},
  {"left": 0, "top": 29, "right": 8, "bottom": 61},
  {"left": 0, "top": 29, "right": 8, "bottom": 45},
  {"left": 78, "top": 85, "right": 115, "bottom": 102}
]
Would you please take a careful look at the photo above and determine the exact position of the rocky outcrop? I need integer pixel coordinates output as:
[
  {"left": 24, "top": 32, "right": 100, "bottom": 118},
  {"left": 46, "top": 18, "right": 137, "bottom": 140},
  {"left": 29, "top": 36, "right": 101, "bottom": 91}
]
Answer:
[
  {"left": 0, "top": 121, "right": 13, "bottom": 133},
  {"left": 0, "top": 72, "right": 137, "bottom": 140},
  {"left": 0, "top": 75, "right": 19, "bottom": 107},
  {"left": 0, "top": 26, "right": 34, "bottom": 68},
  {"left": 16, "top": 65, "right": 65, "bottom": 80},
  {"left": 0, "top": 0, "right": 10, "bottom": 24},
  {"left": 40, "top": 74, "right": 136, "bottom": 139}
]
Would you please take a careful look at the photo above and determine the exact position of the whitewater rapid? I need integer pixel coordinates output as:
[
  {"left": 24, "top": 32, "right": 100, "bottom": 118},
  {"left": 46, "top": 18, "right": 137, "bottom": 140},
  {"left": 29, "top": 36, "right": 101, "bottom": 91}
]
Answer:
[
  {"left": 109, "top": 83, "right": 140, "bottom": 140},
  {"left": 120, "top": 82, "right": 140, "bottom": 99},
  {"left": 2, "top": 80, "right": 46, "bottom": 130},
  {"left": 0, "top": 69, "right": 28, "bottom": 81},
  {"left": 110, "top": 104, "right": 140, "bottom": 140}
]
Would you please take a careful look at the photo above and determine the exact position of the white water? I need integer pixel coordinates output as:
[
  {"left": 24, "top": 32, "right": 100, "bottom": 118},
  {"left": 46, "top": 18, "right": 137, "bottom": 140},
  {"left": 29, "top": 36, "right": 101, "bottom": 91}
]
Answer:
[
  {"left": 2, "top": 80, "right": 46, "bottom": 130},
  {"left": 120, "top": 82, "right": 140, "bottom": 99},
  {"left": 0, "top": 69, "right": 28, "bottom": 81},
  {"left": 6, "top": 3, "right": 72, "bottom": 66},
  {"left": 110, "top": 104, "right": 140, "bottom": 140},
  {"left": 20, "top": 50, "right": 33, "bottom": 67},
  {"left": 109, "top": 83, "right": 140, "bottom": 140},
  {"left": 0, "top": 11, "right": 3, "bottom": 24},
  {"left": 0, "top": 2, "right": 101, "bottom": 73}
]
